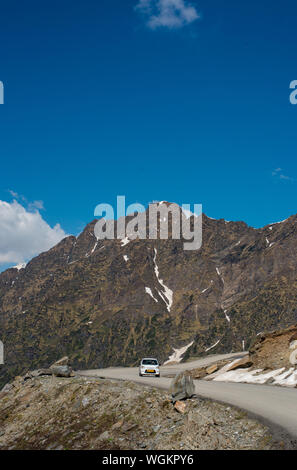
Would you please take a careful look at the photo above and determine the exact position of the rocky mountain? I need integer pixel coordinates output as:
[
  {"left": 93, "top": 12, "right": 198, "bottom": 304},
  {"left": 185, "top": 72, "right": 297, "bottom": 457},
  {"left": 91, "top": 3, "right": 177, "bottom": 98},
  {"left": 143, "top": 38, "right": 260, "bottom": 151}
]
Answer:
[{"left": 1, "top": 203, "right": 297, "bottom": 386}]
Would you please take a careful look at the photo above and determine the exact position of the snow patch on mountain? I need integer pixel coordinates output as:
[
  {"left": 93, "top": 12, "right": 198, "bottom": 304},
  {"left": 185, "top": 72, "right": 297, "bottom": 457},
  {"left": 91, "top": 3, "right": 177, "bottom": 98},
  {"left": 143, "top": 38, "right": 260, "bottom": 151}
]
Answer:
[
  {"left": 120, "top": 237, "right": 130, "bottom": 247},
  {"left": 224, "top": 310, "right": 231, "bottom": 323},
  {"left": 201, "top": 287, "right": 210, "bottom": 294},
  {"left": 216, "top": 267, "right": 224, "bottom": 284},
  {"left": 91, "top": 241, "right": 98, "bottom": 254},
  {"left": 145, "top": 287, "right": 158, "bottom": 303},
  {"left": 212, "top": 366, "right": 297, "bottom": 387},
  {"left": 153, "top": 248, "right": 173, "bottom": 312},
  {"left": 205, "top": 339, "right": 220, "bottom": 352},
  {"left": 163, "top": 341, "right": 194, "bottom": 365},
  {"left": 12, "top": 263, "right": 26, "bottom": 271},
  {"left": 201, "top": 280, "right": 214, "bottom": 294}
]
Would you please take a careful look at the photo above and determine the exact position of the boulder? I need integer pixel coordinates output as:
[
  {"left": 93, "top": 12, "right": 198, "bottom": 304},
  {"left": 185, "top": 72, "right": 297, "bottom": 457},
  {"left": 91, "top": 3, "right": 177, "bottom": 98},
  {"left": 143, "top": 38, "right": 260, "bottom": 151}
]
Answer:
[
  {"left": 50, "top": 365, "right": 72, "bottom": 377},
  {"left": 51, "top": 356, "right": 70, "bottom": 367},
  {"left": 225, "top": 356, "right": 253, "bottom": 372},
  {"left": 49, "top": 357, "right": 72, "bottom": 376},
  {"left": 206, "top": 364, "right": 218, "bottom": 375},
  {"left": 174, "top": 401, "right": 186, "bottom": 414},
  {"left": 170, "top": 372, "right": 195, "bottom": 403}
]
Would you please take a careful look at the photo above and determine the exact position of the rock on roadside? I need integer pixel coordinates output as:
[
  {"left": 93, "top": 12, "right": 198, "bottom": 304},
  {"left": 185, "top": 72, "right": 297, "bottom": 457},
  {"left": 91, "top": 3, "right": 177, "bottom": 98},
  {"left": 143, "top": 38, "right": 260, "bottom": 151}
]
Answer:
[
  {"left": 224, "top": 355, "right": 253, "bottom": 371},
  {"left": 50, "top": 365, "right": 73, "bottom": 378},
  {"left": 49, "top": 356, "right": 73, "bottom": 377},
  {"left": 170, "top": 372, "right": 195, "bottom": 403},
  {"left": 174, "top": 401, "right": 187, "bottom": 414},
  {"left": 51, "top": 356, "right": 70, "bottom": 367},
  {"left": 206, "top": 364, "right": 219, "bottom": 375}
]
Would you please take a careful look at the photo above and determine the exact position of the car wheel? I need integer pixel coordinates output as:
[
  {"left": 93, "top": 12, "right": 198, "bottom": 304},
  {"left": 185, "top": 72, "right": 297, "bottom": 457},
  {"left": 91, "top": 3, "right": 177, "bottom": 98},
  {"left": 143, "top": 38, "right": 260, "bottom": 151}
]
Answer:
[
  {"left": 156, "top": 374, "right": 160, "bottom": 378},
  {"left": 139, "top": 373, "right": 142, "bottom": 377}
]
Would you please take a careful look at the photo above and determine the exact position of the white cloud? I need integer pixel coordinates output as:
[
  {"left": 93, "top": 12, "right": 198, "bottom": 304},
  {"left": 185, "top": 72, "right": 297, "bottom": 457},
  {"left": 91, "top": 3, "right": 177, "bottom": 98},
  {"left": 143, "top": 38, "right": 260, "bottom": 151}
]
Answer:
[
  {"left": 0, "top": 199, "right": 67, "bottom": 266},
  {"left": 8, "top": 189, "right": 44, "bottom": 211},
  {"left": 8, "top": 190, "right": 19, "bottom": 199},
  {"left": 272, "top": 168, "right": 294, "bottom": 182},
  {"left": 28, "top": 200, "right": 44, "bottom": 211},
  {"left": 135, "top": 0, "right": 199, "bottom": 30}
]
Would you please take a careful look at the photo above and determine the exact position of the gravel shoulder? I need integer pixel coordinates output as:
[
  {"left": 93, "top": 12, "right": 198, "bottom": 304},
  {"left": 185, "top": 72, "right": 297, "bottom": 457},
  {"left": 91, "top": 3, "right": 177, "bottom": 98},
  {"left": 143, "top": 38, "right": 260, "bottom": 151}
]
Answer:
[{"left": 0, "top": 374, "right": 286, "bottom": 450}]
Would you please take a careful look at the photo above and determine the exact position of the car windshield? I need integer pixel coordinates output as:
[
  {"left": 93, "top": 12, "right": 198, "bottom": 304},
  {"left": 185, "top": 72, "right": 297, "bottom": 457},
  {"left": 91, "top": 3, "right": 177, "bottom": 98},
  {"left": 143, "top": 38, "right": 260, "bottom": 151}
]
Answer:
[{"left": 142, "top": 359, "right": 158, "bottom": 365}]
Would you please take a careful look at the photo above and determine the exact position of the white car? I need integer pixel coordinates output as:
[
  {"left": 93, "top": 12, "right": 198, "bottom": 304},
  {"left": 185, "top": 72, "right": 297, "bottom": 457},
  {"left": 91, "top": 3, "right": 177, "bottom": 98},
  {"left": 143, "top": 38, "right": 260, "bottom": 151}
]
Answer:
[{"left": 139, "top": 358, "right": 160, "bottom": 377}]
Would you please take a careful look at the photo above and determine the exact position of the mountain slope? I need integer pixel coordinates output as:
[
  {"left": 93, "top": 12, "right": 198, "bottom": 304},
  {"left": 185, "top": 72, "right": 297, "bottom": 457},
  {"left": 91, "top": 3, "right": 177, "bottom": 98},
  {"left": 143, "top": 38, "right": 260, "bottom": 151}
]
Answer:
[{"left": 1, "top": 205, "right": 297, "bottom": 386}]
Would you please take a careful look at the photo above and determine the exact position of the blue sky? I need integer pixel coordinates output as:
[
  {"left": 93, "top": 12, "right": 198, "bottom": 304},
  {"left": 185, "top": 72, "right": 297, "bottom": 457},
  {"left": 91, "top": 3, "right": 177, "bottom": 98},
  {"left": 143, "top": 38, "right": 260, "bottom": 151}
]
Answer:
[{"left": 0, "top": 0, "right": 297, "bottom": 268}]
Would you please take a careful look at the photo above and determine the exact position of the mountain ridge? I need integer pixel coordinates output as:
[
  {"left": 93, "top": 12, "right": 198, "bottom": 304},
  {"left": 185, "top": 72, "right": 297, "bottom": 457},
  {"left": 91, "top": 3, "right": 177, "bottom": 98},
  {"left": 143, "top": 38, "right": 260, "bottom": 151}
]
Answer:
[{"left": 1, "top": 206, "right": 297, "bottom": 387}]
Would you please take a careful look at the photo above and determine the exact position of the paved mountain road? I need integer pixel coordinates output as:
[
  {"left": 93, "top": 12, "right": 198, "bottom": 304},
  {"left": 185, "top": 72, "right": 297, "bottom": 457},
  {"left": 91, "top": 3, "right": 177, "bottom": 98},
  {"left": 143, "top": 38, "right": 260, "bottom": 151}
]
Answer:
[{"left": 78, "top": 352, "right": 297, "bottom": 441}]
